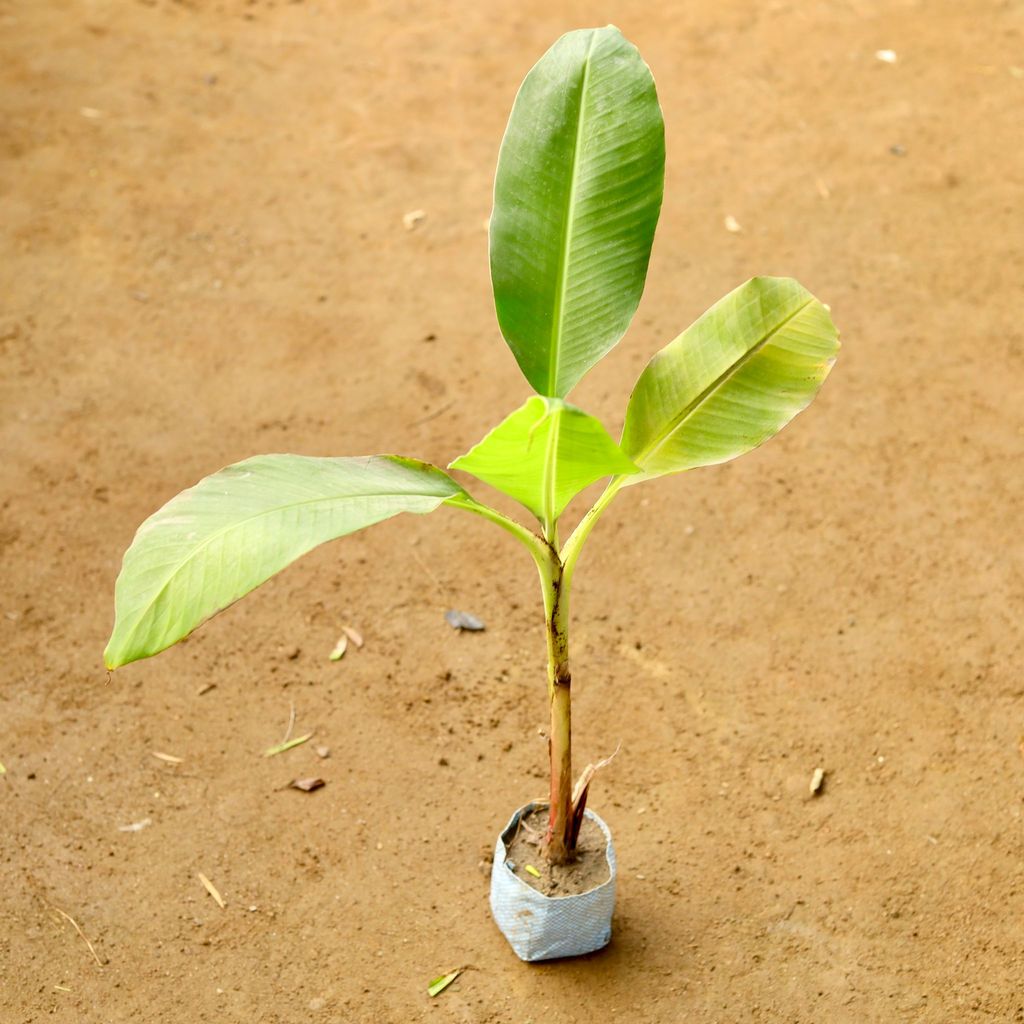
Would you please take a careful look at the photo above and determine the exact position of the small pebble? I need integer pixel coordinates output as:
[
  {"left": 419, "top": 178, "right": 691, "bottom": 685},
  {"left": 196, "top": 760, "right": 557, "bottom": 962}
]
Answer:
[{"left": 445, "top": 609, "right": 485, "bottom": 632}]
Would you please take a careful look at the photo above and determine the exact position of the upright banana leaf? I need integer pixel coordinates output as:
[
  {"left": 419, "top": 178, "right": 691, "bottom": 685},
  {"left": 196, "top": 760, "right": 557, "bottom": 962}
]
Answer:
[
  {"left": 105, "top": 455, "right": 464, "bottom": 668},
  {"left": 450, "top": 396, "right": 637, "bottom": 525},
  {"left": 621, "top": 277, "right": 840, "bottom": 482},
  {"left": 490, "top": 25, "right": 665, "bottom": 398}
]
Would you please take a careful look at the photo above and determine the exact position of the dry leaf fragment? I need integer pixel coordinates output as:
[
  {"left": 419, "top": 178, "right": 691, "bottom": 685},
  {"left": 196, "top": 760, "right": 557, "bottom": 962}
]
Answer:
[
  {"left": 289, "top": 777, "right": 326, "bottom": 792},
  {"left": 403, "top": 209, "right": 426, "bottom": 230},
  {"left": 329, "top": 635, "right": 348, "bottom": 661},
  {"left": 197, "top": 872, "right": 225, "bottom": 909},
  {"left": 342, "top": 625, "right": 364, "bottom": 648},
  {"left": 117, "top": 818, "right": 152, "bottom": 833},
  {"left": 569, "top": 743, "right": 621, "bottom": 843},
  {"left": 151, "top": 751, "right": 183, "bottom": 764},
  {"left": 571, "top": 743, "right": 621, "bottom": 807}
]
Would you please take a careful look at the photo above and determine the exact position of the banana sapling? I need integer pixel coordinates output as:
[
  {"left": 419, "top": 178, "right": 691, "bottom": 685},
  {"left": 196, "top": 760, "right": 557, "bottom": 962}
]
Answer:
[{"left": 105, "top": 26, "right": 839, "bottom": 872}]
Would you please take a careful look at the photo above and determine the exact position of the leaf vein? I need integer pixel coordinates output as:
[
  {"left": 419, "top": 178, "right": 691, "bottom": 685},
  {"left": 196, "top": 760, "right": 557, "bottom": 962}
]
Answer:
[{"left": 547, "top": 31, "right": 596, "bottom": 394}]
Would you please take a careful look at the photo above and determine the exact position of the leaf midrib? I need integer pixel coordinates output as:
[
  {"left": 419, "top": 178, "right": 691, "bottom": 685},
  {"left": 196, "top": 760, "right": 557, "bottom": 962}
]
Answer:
[
  {"left": 546, "top": 31, "right": 596, "bottom": 395},
  {"left": 541, "top": 405, "right": 563, "bottom": 526},
  {"left": 634, "top": 298, "right": 814, "bottom": 467}
]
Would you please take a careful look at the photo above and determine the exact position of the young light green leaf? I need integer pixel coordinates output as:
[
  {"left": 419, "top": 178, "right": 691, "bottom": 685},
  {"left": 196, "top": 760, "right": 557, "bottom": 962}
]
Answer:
[
  {"left": 621, "top": 277, "right": 840, "bottom": 482},
  {"left": 264, "top": 733, "right": 313, "bottom": 757},
  {"left": 105, "top": 455, "right": 465, "bottom": 669},
  {"left": 490, "top": 25, "right": 665, "bottom": 398},
  {"left": 449, "top": 397, "right": 637, "bottom": 525},
  {"left": 427, "top": 968, "right": 462, "bottom": 997}
]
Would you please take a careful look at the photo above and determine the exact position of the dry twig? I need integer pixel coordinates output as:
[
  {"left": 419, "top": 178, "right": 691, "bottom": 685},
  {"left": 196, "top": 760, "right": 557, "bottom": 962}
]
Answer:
[{"left": 51, "top": 906, "right": 103, "bottom": 968}]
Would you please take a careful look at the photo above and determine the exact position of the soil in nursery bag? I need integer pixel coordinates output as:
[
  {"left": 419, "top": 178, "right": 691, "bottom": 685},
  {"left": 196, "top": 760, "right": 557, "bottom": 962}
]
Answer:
[{"left": 505, "top": 810, "right": 611, "bottom": 897}]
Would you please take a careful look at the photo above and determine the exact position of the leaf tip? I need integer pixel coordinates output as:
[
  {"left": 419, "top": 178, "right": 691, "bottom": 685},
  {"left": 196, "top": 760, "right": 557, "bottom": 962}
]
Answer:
[
  {"left": 102, "top": 640, "right": 123, "bottom": 672},
  {"left": 104, "top": 626, "right": 144, "bottom": 671}
]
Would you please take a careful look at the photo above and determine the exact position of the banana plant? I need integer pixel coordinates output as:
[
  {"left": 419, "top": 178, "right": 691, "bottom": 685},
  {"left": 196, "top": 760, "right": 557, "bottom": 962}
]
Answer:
[{"left": 104, "top": 26, "right": 839, "bottom": 865}]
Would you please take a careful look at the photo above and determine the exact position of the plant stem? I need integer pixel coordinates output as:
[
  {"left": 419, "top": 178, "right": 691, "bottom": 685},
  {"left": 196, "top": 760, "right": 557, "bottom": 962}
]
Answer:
[
  {"left": 560, "top": 475, "right": 626, "bottom": 589},
  {"left": 448, "top": 481, "right": 629, "bottom": 866},
  {"left": 537, "top": 475, "right": 629, "bottom": 864},
  {"left": 541, "top": 541, "right": 574, "bottom": 865},
  {"left": 447, "top": 490, "right": 575, "bottom": 861}
]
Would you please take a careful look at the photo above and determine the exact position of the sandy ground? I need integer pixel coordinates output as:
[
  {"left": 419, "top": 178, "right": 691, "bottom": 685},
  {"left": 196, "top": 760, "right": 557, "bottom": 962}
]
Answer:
[{"left": 2, "top": 1, "right": 1023, "bottom": 1021}]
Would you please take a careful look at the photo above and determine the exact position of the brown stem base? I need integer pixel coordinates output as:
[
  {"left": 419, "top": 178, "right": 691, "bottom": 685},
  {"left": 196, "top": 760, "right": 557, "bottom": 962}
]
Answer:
[{"left": 541, "top": 828, "right": 575, "bottom": 866}]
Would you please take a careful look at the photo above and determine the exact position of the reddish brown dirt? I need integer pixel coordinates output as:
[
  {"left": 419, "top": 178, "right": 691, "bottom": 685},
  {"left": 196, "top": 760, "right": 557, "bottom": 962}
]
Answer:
[{"left": 2, "top": 1, "right": 1023, "bottom": 1021}]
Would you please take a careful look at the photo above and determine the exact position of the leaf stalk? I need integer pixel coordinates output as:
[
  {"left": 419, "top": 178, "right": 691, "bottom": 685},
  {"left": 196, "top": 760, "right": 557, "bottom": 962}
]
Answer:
[{"left": 560, "top": 475, "right": 626, "bottom": 589}]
